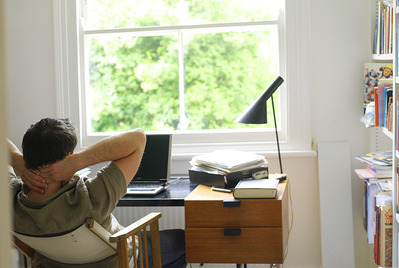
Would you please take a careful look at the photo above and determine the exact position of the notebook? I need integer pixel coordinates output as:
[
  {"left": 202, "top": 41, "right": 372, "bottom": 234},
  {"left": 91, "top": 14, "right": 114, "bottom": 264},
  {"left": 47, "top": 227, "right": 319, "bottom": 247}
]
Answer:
[{"left": 125, "top": 134, "right": 172, "bottom": 195}]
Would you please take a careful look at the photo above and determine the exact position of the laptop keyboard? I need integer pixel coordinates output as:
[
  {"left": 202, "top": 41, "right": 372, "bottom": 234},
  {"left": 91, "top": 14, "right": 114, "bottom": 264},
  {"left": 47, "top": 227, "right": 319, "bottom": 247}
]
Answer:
[
  {"left": 129, "top": 183, "right": 162, "bottom": 189},
  {"left": 126, "top": 182, "right": 166, "bottom": 195}
]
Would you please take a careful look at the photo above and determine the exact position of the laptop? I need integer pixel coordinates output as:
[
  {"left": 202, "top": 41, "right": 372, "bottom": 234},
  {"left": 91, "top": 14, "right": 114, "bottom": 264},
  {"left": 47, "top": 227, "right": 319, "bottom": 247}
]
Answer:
[{"left": 125, "top": 134, "right": 172, "bottom": 195}]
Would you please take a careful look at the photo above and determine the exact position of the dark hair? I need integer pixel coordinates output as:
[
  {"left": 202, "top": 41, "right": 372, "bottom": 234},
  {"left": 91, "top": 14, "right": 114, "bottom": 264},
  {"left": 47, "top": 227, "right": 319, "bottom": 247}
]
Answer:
[{"left": 22, "top": 118, "right": 78, "bottom": 170}]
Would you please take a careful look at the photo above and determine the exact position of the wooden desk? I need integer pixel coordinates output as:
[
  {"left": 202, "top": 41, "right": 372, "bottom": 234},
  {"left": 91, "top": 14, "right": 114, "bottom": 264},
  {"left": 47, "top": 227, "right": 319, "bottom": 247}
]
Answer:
[{"left": 184, "top": 181, "right": 289, "bottom": 264}]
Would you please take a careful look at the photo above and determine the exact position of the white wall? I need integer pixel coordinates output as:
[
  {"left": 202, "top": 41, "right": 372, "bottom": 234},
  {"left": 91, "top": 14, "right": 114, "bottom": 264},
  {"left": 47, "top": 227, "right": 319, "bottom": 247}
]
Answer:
[
  {"left": 5, "top": 0, "right": 57, "bottom": 148},
  {"left": 309, "top": 0, "right": 374, "bottom": 267},
  {"left": 2, "top": 0, "right": 376, "bottom": 267},
  {"left": 0, "top": 0, "right": 13, "bottom": 266}
]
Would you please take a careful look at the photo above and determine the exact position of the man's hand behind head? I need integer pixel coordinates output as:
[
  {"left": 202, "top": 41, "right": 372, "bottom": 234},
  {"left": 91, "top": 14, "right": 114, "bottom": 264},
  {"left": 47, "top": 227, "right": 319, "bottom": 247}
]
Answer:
[
  {"left": 18, "top": 168, "right": 47, "bottom": 194},
  {"left": 38, "top": 155, "right": 77, "bottom": 184}
]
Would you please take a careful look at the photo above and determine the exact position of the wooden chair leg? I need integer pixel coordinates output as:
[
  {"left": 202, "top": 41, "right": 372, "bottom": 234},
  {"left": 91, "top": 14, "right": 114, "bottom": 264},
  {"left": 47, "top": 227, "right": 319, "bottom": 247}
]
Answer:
[
  {"left": 23, "top": 255, "right": 28, "bottom": 268},
  {"left": 142, "top": 230, "right": 149, "bottom": 268},
  {"left": 150, "top": 221, "right": 161, "bottom": 268},
  {"left": 116, "top": 239, "right": 129, "bottom": 268}
]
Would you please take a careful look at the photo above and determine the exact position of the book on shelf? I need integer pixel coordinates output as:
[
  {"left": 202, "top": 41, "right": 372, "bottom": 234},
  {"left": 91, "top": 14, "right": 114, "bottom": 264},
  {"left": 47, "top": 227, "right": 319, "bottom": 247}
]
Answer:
[
  {"left": 377, "top": 83, "right": 393, "bottom": 127},
  {"left": 363, "top": 63, "right": 391, "bottom": 107},
  {"left": 356, "top": 151, "right": 392, "bottom": 179},
  {"left": 373, "top": 192, "right": 392, "bottom": 267},
  {"left": 366, "top": 163, "right": 392, "bottom": 178},
  {"left": 356, "top": 167, "right": 392, "bottom": 179},
  {"left": 356, "top": 153, "right": 391, "bottom": 164},
  {"left": 373, "top": 1, "right": 393, "bottom": 55},
  {"left": 362, "top": 63, "right": 392, "bottom": 128},
  {"left": 380, "top": 205, "right": 393, "bottom": 267},
  {"left": 367, "top": 151, "right": 392, "bottom": 161},
  {"left": 356, "top": 169, "right": 377, "bottom": 179},
  {"left": 356, "top": 153, "right": 392, "bottom": 169},
  {"left": 397, "top": 99, "right": 399, "bottom": 151},
  {"left": 375, "top": 84, "right": 380, "bottom": 126},
  {"left": 232, "top": 179, "right": 279, "bottom": 199},
  {"left": 361, "top": 179, "right": 391, "bottom": 248},
  {"left": 363, "top": 180, "right": 391, "bottom": 244},
  {"left": 384, "top": 91, "right": 393, "bottom": 130}
]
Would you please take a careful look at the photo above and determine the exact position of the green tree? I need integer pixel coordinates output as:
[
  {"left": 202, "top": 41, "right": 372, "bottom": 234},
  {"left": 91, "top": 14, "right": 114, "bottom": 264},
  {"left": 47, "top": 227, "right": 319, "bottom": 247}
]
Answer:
[{"left": 87, "top": 0, "right": 279, "bottom": 132}]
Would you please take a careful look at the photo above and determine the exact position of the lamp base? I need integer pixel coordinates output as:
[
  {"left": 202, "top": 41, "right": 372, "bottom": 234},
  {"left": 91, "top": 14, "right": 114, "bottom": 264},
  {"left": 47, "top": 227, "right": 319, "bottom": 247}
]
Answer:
[{"left": 269, "top": 173, "right": 287, "bottom": 181}]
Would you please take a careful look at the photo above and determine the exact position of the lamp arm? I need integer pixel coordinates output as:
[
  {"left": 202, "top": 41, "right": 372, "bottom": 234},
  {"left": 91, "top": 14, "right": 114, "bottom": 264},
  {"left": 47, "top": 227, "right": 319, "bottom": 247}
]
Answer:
[{"left": 271, "top": 95, "right": 283, "bottom": 174}]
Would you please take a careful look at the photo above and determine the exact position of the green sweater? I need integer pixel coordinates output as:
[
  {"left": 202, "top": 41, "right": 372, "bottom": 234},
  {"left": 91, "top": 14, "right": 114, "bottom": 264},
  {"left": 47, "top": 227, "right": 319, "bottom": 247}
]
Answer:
[{"left": 10, "top": 163, "right": 129, "bottom": 268}]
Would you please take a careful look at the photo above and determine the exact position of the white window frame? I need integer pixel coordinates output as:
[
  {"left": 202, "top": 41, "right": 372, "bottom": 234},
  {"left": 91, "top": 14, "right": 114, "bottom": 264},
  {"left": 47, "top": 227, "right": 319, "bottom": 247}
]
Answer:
[{"left": 53, "top": 0, "right": 311, "bottom": 159}]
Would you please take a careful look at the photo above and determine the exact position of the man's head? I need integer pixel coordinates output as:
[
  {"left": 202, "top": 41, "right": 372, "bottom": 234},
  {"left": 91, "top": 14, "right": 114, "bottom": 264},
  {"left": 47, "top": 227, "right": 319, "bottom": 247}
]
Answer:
[{"left": 22, "top": 118, "right": 78, "bottom": 170}]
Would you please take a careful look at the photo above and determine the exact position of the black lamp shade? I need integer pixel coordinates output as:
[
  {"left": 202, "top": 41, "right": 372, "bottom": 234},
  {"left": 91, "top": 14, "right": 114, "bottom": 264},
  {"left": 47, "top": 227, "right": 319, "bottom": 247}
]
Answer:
[{"left": 235, "top": 76, "right": 284, "bottom": 124}]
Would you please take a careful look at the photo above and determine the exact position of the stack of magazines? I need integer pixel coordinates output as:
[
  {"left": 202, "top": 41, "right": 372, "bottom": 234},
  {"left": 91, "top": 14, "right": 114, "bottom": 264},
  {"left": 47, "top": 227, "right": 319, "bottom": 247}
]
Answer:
[
  {"left": 355, "top": 151, "right": 392, "bottom": 178},
  {"left": 190, "top": 150, "right": 268, "bottom": 177}
]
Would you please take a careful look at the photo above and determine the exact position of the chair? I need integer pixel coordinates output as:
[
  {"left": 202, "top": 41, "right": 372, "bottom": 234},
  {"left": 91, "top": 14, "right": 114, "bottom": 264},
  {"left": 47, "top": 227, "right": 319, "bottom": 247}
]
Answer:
[{"left": 13, "top": 212, "right": 162, "bottom": 268}]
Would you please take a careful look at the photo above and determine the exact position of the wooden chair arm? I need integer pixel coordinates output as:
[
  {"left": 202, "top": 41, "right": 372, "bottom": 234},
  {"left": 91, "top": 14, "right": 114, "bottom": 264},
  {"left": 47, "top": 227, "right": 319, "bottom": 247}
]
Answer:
[
  {"left": 13, "top": 236, "right": 35, "bottom": 258},
  {"left": 109, "top": 212, "right": 162, "bottom": 243}
]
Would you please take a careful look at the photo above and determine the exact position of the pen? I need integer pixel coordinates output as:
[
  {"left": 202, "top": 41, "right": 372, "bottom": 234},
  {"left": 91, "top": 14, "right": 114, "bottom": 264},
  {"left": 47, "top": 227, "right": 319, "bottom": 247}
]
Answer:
[{"left": 211, "top": 186, "right": 232, "bottom": 193}]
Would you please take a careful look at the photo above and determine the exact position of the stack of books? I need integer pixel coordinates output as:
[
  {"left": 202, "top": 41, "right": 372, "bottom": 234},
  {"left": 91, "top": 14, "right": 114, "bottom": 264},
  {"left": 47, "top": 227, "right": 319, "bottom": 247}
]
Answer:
[
  {"left": 355, "top": 151, "right": 392, "bottom": 179},
  {"left": 373, "top": 1, "right": 393, "bottom": 56},
  {"left": 373, "top": 189, "right": 393, "bottom": 267},
  {"left": 189, "top": 150, "right": 268, "bottom": 187},
  {"left": 363, "top": 179, "right": 392, "bottom": 266},
  {"left": 362, "top": 63, "right": 393, "bottom": 129}
]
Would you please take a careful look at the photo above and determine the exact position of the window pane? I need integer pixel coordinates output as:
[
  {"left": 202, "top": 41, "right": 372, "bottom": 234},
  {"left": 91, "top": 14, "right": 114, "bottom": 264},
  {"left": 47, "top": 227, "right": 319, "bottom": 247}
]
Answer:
[
  {"left": 184, "top": 27, "right": 279, "bottom": 130},
  {"left": 86, "top": 26, "right": 279, "bottom": 133},
  {"left": 86, "top": 0, "right": 280, "bottom": 30},
  {"left": 87, "top": 35, "right": 180, "bottom": 133}
]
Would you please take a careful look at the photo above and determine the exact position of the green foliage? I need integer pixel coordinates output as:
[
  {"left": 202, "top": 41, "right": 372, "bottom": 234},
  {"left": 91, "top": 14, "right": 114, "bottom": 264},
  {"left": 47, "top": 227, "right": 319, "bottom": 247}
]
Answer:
[{"left": 86, "top": 0, "right": 279, "bottom": 132}]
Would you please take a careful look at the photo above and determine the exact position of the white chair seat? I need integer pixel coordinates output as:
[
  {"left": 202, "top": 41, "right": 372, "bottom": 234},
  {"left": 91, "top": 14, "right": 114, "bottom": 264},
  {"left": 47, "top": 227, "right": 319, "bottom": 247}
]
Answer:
[
  {"left": 14, "top": 219, "right": 117, "bottom": 264},
  {"left": 13, "top": 212, "right": 162, "bottom": 268}
]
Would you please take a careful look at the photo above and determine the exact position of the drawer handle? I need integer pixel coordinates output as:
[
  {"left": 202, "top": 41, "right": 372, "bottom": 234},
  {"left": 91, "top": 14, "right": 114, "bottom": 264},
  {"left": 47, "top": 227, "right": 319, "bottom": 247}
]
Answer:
[
  {"left": 224, "top": 229, "right": 241, "bottom": 236},
  {"left": 223, "top": 200, "right": 240, "bottom": 207}
]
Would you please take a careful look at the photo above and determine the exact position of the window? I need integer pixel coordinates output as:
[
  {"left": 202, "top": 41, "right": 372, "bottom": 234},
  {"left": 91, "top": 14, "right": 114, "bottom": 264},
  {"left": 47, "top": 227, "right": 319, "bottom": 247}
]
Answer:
[{"left": 54, "top": 0, "right": 311, "bottom": 156}]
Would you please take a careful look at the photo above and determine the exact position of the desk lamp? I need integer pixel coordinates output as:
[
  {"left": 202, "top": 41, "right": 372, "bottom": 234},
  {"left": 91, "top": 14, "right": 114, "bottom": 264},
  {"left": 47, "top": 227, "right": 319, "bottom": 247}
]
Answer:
[{"left": 235, "top": 76, "right": 286, "bottom": 180}]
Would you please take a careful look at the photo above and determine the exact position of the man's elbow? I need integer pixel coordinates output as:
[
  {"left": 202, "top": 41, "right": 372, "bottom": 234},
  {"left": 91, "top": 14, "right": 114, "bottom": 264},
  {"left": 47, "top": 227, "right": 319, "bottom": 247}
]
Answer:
[{"left": 131, "top": 129, "right": 146, "bottom": 148}]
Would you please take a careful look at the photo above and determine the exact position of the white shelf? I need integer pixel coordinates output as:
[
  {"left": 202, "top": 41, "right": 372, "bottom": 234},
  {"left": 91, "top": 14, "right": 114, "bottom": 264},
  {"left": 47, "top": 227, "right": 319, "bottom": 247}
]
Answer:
[
  {"left": 382, "top": 127, "right": 394, "bottom": 140},
  {"left": 372, "top": 54, "right": 394, "bottom": 61}
]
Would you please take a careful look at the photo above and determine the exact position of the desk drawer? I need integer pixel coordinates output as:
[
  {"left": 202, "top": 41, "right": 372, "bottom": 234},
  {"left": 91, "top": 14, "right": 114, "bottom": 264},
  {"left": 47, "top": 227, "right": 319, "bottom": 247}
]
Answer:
[
  {"left": 185, "top": 227, "right": 284, "bottom": 264},
  {"left": 185, "top": 199, "right": 283, "bottom": 227}
]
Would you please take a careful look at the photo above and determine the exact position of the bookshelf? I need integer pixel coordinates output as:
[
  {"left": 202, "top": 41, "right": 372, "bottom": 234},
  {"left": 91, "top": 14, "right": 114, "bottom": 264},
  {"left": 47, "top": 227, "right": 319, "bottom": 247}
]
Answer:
[
  {"left": 379, "top": 1, "right": 398, "bottom": 267},
  {"left": 360, "top": 1, "right": 398, "bottom": 266},
  {"left": 392, "top": 3, "right": 399, "bottom": 267}
]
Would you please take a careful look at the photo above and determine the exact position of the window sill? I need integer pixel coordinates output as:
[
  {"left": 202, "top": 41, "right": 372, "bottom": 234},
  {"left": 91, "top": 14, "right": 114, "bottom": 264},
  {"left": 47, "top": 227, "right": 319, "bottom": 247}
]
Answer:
[
  {"left": 170, "top": 149, "right": 316, "bottom": 176},
  {"left": 172, "top": 149, "right": 317, "bottom": 161}
]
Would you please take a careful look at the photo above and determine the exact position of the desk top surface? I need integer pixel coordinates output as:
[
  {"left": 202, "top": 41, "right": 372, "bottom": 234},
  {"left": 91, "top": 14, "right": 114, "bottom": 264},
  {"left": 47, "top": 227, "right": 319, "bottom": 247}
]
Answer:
[
  {"left": 118, "top": 177, "right": 287, "bottom": 206},
  {"left": 117, "top": 177, "right": 197, "bottom": 207},
  {"left": 185, "top": 180, "right": 287, "bottom": 201}
]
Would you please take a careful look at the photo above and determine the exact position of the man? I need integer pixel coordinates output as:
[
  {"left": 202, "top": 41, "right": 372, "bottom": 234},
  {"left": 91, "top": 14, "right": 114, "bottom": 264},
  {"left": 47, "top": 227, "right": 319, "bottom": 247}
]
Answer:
[{"left": 9, "top": 118, "right": 186, "bottom": 268}]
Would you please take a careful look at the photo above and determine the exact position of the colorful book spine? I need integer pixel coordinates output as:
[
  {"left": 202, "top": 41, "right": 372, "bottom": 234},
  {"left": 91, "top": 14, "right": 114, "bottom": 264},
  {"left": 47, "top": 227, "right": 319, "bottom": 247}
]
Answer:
[
  {"left": 380, "top": 205, "right": 393, "bottom": 267},
  {"left": 375, "top": 86, "right": 379, "bottom": 126}
]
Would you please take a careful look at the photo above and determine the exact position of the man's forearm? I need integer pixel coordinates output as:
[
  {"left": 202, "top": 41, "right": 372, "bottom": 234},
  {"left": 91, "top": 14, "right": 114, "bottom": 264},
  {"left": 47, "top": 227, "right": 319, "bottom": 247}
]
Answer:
[
  {"left": 7, "top": 139, "right": 48, "bottom": 192},
  {"left": 37, "top": 129, "right": 146, "bottom": 183},
  {"left": 7, "top": 139, "right": 23, "bottom": 168},
  {"left": 69, "top": 129, "right": 146, "bottom": 173},
  {"left": 7, "top": 139, "right": 26, "bottom": 176}
]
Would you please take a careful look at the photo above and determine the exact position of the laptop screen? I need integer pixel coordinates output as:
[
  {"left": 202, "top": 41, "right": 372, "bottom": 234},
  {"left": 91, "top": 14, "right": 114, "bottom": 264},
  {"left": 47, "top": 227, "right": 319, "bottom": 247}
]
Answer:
[{"left": 132, "top": 134, "right": 172, "bottom": 182}]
